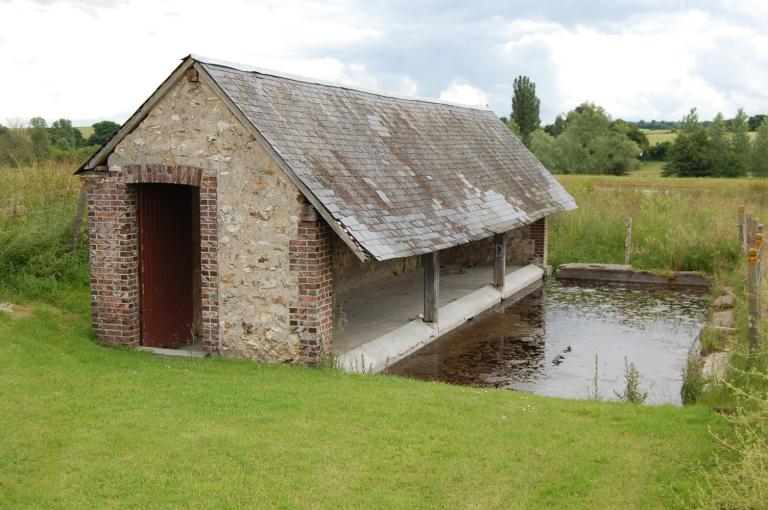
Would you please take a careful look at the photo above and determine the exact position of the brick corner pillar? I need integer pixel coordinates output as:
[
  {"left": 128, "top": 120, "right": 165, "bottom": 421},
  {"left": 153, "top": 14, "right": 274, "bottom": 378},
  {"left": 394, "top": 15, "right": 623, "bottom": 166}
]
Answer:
[
  {"left": 289, "top": 203, "right": 334, "bottom": 364},
  {"left": 85, "top": 173, "right": 140, "bottom": 346},
  {"left": 531, "top": 216, "right": 549, "bottom": 268}
]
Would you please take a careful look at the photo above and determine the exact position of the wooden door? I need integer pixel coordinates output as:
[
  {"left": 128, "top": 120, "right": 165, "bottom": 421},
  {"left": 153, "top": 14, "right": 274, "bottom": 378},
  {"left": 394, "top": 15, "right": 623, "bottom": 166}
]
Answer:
[{"left": 138, "top": 184, "right": 197, "bottom": 348}]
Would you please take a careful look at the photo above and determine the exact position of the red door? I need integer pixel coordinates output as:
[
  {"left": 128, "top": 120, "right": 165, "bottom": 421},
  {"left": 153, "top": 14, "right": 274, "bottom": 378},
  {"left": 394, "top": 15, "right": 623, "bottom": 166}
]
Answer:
[{"left": 138, "top": 184, "right": 197, "bottom": 348}]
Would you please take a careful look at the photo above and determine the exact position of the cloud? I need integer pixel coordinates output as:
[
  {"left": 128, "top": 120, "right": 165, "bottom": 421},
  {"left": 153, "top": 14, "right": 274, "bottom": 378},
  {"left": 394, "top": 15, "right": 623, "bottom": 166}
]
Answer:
[
  {"left": 1, "top": 0, "right": 768, "bottom": 124},
  {"left": 439, "top": 81, "right": 489, "bottom": 107}
]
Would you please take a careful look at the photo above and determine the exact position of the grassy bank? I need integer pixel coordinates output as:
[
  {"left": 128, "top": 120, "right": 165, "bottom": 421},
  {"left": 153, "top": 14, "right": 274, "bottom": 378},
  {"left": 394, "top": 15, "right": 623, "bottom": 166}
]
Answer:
[
  {"left": 549, "top": 174, "right": 768, "bottom": 274},
  {"left": 0, "top": 162, "right": 86, "bottom": 302},
  {"left": 0, "top": 295, "right": 724, "bottom": 509},
  {"left": 0, "top": 162, "right": 760, "bottom": 508}
]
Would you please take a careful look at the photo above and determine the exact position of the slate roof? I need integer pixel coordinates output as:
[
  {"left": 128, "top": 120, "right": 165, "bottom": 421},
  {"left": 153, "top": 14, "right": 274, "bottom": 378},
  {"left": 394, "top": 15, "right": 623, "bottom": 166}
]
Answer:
[{"left": 82, "top": 56, "right": 576, "bottom": 261}]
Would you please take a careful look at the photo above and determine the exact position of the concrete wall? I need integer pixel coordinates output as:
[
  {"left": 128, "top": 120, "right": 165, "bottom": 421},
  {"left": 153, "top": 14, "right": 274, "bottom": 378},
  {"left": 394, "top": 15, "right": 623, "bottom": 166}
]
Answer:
[{"left": 109, "top": 77, "right": 304, "bottom": 362}]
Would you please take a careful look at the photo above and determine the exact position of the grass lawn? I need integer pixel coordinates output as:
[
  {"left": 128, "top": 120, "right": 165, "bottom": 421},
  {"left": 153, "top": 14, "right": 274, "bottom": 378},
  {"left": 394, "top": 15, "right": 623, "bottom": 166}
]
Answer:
[{"left": 0, "top": 290, "right": 725, "bottom": 509}]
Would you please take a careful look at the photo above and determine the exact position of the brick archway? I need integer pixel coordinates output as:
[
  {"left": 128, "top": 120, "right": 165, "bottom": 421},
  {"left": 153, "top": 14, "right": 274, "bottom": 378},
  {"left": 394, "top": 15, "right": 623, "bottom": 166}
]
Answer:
[{"left": 86, "top": 164, "right": 219, "bottom": 351}]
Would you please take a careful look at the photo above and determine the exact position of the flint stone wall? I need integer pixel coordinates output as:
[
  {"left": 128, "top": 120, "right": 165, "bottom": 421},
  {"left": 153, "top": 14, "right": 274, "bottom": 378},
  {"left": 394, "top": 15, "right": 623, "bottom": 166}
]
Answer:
[{"left": 108, "top": 77, "right": 303, "bottom": 361}]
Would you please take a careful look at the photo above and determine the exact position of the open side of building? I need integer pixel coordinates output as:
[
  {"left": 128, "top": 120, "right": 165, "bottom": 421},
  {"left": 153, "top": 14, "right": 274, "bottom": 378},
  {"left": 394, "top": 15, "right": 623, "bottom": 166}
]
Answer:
[{"left": 77, "top": 55, "right": 576, "bottom": 367}]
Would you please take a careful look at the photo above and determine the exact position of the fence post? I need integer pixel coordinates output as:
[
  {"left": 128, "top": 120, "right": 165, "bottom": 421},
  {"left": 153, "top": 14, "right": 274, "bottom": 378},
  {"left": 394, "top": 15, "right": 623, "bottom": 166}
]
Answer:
[
  {"left": 748, "top": 247, "right": 760, "bottom": 352},
  {"left": 739, "top": 205, "right": 746, "bottom": 252},
  {"left": 757, "top": 231, "right": 764, "bottom": 285},
  {"left": 624, "top": 217, "right": 632, "bottom": 265}
]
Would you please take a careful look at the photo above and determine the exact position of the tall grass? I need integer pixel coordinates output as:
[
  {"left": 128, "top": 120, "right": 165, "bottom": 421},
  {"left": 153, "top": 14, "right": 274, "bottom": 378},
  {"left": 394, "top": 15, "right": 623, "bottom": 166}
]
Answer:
[
  {"left": 0, "top": 162, "right": 88, "bottom": 300},
  {"left": 550, "top": 175, "right": 768, "bottom": 273}
]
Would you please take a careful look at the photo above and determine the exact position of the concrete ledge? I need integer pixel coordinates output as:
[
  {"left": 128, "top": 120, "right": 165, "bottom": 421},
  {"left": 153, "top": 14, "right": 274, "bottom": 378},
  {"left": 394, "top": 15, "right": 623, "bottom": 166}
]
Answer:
[
  {"left": 338, "top": 264, "right": 544, "bottom": 373},
  {"left": 556, "top": 263, "right": 710, "bottom": 288},
  {"left": 135, "top": 346, "right": 210, "bottom": 358}
]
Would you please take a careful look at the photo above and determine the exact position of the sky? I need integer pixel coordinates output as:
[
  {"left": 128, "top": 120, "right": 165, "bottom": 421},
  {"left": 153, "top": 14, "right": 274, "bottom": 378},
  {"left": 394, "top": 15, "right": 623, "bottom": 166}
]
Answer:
[{"left": 1, "top": 0, "right": 767, "bottom": 126}]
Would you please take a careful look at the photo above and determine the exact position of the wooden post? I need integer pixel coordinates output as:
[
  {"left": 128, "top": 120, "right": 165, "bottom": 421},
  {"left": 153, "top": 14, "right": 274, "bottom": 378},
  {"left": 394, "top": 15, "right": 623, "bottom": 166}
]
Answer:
[
  {"left": 624, "top": 217, "right": 632, "bottom": 265},
  {"left": 757, "top": 231, "right": 764, "bottom": 284},
  {"left": 493, "top": 233, "right": 506, "bottom": 288},
  {"left": 69, "top": 187, "right": 87, "bottom": 253},
  {"left": 423, "top": 251, "right": 439, "bottom": 323},
  {"left": 748, "top": 247, "right": 759, "bottom": 352},
  {"left": 747, "top": 213, "right": 755, "bottom": 247},
  {"left": 738, "top": 205, "right": 745, "bottom": 251}
]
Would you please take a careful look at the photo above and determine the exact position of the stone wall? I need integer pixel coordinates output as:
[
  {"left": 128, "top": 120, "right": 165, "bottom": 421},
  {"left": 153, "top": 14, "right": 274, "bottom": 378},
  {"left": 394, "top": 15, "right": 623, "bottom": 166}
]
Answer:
[
  {"left": 332, "top": 235, "right": 421, "bottom": 294},
  {"left": 332, "top": 221, "right": 543, "bottom": 295},
  {"left": 106, "top": 76, "right": 304, "bottom": 361}
]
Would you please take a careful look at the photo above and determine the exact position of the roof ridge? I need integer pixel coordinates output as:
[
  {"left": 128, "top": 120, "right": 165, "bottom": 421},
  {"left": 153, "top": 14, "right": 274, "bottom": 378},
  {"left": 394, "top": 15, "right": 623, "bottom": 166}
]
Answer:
[{"left": 191, "top": 54, "right": 492, "bottom": 112}]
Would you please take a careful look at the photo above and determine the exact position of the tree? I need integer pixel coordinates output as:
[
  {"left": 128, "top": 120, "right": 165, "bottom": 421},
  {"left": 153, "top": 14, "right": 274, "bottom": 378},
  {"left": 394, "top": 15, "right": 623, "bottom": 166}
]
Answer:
[
  {"left": 611, "top": 119, "right": 650, "bottom": 155},
  {"left": 510, "top": 76, "right": 540, "bottom": 146},
  {"left": 49, "top": 118, "right": 80, "bottom": 150},
  {"left": 86, "top": 120, "right": 121, "bottom": 146},
  {"left": 708, "top": 113, "right": 743, "bottom": 177},
  {"left": 664, "top": 109, "right": 714, "bottom": 177},
  {"left": 730, "top": 108, "right": 751, "bottom": 174},
  {"left": 505, "top": 118, "right": 522, "bottom": 139},
  {"left": 544, "top": 114, "right": 566, "bottom": 137},
  {"left": 28, "top": 116, "right": 51, "bottom": 161},
  {"left": 752, "top": 120, "right": 768, "bottom": 176},
  {"left": 645, "top": 141, "right": 670, "bottom": 161},
  {"left": 748, "top": 114, "right": 766, "bottom": 132},
  {"left": 527, "top": 102, "right": 640, "bottom": 175}
]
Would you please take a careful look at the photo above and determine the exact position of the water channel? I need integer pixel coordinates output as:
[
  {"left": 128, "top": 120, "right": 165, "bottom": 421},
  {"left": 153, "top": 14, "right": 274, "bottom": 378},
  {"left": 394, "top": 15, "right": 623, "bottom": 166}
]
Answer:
[{"left": 389, "top": 279, "right": 709, "bottom": 405}]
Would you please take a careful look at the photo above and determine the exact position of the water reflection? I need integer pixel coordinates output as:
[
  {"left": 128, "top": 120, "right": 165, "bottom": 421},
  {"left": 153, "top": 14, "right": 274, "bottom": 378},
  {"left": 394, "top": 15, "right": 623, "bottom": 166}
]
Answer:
[{"left": 388, "top": 279, "right": 708, "bottom": 405}]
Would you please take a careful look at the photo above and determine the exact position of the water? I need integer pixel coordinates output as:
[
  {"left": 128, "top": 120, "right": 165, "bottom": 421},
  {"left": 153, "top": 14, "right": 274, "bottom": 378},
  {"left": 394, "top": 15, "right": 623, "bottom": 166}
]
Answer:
[{"left": 388, "top": 279, "right": 709, "bottom": 405}]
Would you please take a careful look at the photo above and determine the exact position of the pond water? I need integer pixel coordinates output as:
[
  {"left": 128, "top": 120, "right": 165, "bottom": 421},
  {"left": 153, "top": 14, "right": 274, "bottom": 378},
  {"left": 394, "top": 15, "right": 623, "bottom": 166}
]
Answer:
[{"left": 388, "top": 279, "right": 709, "bottom": 405}]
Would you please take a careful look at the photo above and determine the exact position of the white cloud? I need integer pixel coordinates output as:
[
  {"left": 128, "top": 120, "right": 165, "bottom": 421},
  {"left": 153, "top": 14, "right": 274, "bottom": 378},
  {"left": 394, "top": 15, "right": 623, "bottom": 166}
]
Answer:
[
  {"left": 439, "top": 81, "right": 488, "bottom": 107},
  {"left": 0, "top": 0, "right": 382, "bottom": 123},
  {"left": 2, "top": 0, "right": 768, "bottom": 124},
  {"left": 500, "top": 9, "right": 768, "bottom": 120}
]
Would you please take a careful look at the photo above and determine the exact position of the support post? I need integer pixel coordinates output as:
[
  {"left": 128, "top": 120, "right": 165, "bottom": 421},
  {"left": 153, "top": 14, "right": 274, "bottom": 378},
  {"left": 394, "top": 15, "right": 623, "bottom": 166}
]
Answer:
[
  {"left": 493, "top": 233, "right": 507, "bottom": 288},
  {"left": 748, "top": 247, "right": 759, "bottom": 352},
  {"left": 423, "top": 251, "right": 439, "bottom": 323},
  {"left": 624, "top": 217, "right": 633, "bottom": 265},
  {"left": 739, "top": 205, "right": 745, "bottom": 252}
]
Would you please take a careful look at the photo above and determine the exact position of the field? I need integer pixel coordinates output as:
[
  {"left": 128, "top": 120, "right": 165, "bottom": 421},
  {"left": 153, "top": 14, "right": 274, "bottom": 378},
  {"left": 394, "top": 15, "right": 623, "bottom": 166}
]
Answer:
[
  {"left": 76, "top": 126, "right": 94, "bottom": 138},
  {"left": 1, "top": 161, "right": 766, "bottom": 508},
  {"left": 549, "top": 173, "right": 768, "bottom": 274},
  {"left": 643, "top": 129, "right": 758, "bottom": 147}
]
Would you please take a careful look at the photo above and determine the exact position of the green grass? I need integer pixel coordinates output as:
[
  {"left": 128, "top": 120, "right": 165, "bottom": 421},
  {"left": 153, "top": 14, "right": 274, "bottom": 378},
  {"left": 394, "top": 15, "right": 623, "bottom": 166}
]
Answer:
[
  {"left": 0, "top": 293, "right": 725, "bottom": 509},
  {"left": 631, "top": 160, "right": 665, "bottom": 177},
  {"left": 0, "top": 162, "right": 88, "bottom": 300},
  {"left": 76, "top": 126, "right": 94, "bottom": 138},
  {"left": 550, "top": 174, "right": 768, "bottom": 273}
]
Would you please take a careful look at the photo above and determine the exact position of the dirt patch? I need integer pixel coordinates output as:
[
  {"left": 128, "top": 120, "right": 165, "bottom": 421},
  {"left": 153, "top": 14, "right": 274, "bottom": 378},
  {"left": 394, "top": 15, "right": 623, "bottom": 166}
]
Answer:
[{"left": 0, "top": 303, "right": 34, "bottom": 319}]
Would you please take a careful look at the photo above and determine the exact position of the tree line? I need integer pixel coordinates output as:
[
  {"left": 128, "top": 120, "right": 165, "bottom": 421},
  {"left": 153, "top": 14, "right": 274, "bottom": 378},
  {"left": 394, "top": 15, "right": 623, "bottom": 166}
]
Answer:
[
  {"left": 504, "top": 76, "right": 768, "bottom": 177},
  {"left": 0, "top": 118, "right": 120, "bottom": 166}
]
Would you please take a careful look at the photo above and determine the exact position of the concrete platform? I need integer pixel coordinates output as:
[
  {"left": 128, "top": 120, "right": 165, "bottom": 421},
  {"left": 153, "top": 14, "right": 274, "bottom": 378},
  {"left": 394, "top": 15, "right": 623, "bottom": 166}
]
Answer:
[
  {"left": 336, "top": 264, "right": 544, "bottom": 373},
  {"left": 556, "top": 263, "right": 710, "bottom": 287}
]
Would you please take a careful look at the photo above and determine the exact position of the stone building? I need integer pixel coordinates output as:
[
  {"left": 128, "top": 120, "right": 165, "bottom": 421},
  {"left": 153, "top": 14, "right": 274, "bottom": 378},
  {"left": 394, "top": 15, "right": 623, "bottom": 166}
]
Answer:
[{"left": 77, "top": 55, "right": 576, "bottom": 367}]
